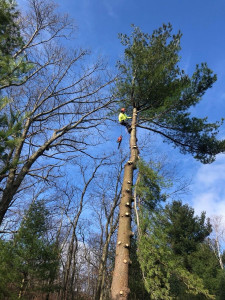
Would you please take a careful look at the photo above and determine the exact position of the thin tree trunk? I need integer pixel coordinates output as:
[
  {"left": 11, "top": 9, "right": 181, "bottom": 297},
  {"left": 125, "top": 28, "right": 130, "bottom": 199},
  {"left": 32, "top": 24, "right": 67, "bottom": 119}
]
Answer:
[
  {"left": 18, "top": 273, "right": 28, "bottom": 299},
  {"left": 70, "top": 236, "right": 78, "bottom": 300},
  {"left": 63, "top": 230, "right": 76, "bottom": 299},
  {"left": 96, "top": 219, "right": 118, "bottom": 300},
  {"left": 216, "top": 237, "right": 224, "bottom": 269},
  {"left": 111, "top": 107, "right": 139, "bottom": 300},
  {"left": 18, "top": 278, "right": 25, "bottom": 299}
]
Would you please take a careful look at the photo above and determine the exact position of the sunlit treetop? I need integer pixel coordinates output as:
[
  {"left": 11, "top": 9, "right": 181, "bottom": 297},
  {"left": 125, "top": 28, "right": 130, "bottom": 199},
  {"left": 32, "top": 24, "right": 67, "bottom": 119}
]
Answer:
[{"left": 116, "top": 24, "right": 225, "bottom": 163}]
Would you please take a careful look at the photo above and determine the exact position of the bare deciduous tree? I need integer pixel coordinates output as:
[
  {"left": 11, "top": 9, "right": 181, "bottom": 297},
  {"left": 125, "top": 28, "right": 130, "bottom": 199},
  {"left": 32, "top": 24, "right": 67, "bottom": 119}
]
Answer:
[
  {"left": 60, "top": 161, "right": 103, "bottom": 300},
  {"left": 208, "top": 215, "right": 225, "bottom": 269},
  {"left": 0, "top": 0, "right": 116, "bottom": 225}
]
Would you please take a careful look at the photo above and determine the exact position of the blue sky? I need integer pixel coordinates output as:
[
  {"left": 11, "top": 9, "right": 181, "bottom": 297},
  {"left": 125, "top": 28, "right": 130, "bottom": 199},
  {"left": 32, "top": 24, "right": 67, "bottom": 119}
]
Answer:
[{"left": 17, "top": 0, "right": 225, "bottom": 220}]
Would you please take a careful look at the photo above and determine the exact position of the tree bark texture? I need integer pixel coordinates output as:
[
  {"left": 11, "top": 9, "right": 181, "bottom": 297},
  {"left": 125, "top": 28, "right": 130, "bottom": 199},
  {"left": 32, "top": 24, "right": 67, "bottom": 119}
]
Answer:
[{"left": 111, "top": 108, "right": 139, "bottom": 300}]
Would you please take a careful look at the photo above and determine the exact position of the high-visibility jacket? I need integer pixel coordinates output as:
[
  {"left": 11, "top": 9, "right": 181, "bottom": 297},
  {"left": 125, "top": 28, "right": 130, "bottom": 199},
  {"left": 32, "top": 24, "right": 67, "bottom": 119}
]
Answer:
[{"left": 118, "top": 113, "right": 131, "bottom": 123}]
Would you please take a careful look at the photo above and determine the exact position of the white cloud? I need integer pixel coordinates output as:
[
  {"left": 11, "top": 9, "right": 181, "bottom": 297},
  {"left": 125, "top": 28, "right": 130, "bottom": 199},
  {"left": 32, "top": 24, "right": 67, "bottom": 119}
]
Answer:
[{"left": 190, "top": 154, "right": 225, "bottom": 218}]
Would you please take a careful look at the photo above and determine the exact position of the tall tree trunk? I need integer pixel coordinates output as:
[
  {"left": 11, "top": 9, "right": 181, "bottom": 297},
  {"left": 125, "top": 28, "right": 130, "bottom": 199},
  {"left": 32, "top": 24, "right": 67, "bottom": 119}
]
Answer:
[{"left": 111, "top": 107, "right": 139, "bottom": 300}]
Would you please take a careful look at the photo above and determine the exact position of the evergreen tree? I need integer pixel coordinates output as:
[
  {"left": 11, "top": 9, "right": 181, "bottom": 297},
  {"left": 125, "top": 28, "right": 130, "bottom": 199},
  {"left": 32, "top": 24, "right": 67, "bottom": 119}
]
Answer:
[
  {"left": 111, "top": 24, "right": 225, "bottom": 299},
  {"left": 0, "top": 200, "right": 60, "bottom": 299},
  {"left": 164, "top": 200, "right": 212, "bottom": 256},
  {"left": 117, "top": 24, "right": 225, "bottom": 163},
  {"left": 0, "top": 0, "right": 33, "bottom": 177},
  {"left": 0, "top": 0, "right": 32, "bottom": 87},
  {"left": 129, "top": 236, "right": 150, "bottom": 300},
  {"left": 137, "top": 201, "right": 218, "bottom": 299},
  {"left": 187, "top": 243, "right": 222, "bottom": 298},
  {"left": 217, "top": 271, "right": 225, "bottom": 300},
  {"left": 0, "top": 238, "right": 21, "bottom": 299}
]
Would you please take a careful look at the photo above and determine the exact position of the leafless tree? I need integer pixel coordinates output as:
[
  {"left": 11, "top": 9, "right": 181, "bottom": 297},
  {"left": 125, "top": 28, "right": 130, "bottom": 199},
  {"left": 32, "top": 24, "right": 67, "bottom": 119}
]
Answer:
[
  {"left": 59, "top": 161, "right": 104, "bottom": 300},
  {"left": 208, "top": 215, "right": 225, "bottom": 269},
  {"left": 0, "top": 0, "right": 116, "bottom": 225}
]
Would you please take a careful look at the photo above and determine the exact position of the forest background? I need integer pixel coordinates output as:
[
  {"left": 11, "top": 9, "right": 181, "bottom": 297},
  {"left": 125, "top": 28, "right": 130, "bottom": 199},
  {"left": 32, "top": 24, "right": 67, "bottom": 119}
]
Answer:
[{"left": 1, "top": 0, "right": 225, "bottom": 299}]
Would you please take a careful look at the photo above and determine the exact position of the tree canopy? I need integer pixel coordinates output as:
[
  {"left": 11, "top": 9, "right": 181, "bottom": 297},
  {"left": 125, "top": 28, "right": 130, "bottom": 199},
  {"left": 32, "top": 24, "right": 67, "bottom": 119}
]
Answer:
[{"left": 116, "top": 24, "right": 225, "bottom": 163}]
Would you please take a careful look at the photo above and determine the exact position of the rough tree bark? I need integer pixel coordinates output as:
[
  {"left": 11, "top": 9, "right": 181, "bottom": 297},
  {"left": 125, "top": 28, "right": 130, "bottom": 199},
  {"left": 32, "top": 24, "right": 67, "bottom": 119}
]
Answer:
[{"left": 111, "top": 107, "right": 139, "bottom": 300}]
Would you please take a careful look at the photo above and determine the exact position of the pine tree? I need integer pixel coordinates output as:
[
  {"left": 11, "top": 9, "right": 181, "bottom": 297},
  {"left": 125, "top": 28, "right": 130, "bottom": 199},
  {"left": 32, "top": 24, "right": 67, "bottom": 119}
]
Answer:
[
  {"left": 0, "top": 0, "right": 33, "bottom": 177},
  {"left": 0, "top": 200, "right": 60, "bottom": 299},
  {"left": 164, "top": 200, "right": 212, "bottom": 256},
  {"left": 0, "top": 0, "right": 32, "bottom": 87},
  {"left": 111, "top": 24, "right": 225, "bottom": 299},
  {"left": 137, "top": 201, "right": 218, "bottom": 299}
]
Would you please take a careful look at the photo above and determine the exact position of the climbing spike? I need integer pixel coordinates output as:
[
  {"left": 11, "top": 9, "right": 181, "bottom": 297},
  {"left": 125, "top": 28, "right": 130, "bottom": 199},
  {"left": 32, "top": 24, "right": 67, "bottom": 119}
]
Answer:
[
  {"left": 123, "top": 259, "right": 127, "bottom": 264},
  {"left": 125, "top": 202, "right": 130, "bottom": 207},
  {"left": 120, "top": 291, "right": 124, "bottom": 295},
  {"left": 118, "top": 241, "right": 122, "bottom": 245},
  {"left": 126, "top": 189, "right": 130, "bottom": 192},
  {"left": 127, "top": 181, "right": 131, "bottom": 184},
  {"left": 127, "top": 161, "right": 133, "bottom": 165},
  {"left": 125, "top": 212, "right": 130, "bottom": 217}
]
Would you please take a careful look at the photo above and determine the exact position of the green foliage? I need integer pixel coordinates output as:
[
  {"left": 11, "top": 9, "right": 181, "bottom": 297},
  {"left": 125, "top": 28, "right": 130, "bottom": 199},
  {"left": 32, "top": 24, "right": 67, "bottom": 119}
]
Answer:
[
  {"left": 137, "top": 201, "right": 218, "bottom": 299},
  {"left": 0, "top": 1, "right": 33, "bottom": 176},
  {"left": 164, "top": 200, "right": 212, "bottom": 256},
  {"left": 138, "top": 209, "right": 173, "bottom": 299},
  {"left": 0, "top": 0, "right": 23, "bottom": 55},
  {"left": 217, "top": 271, "right": 225, "bottom": 300},
  {"left": 0, "top": 200, "right": 60, "bottom": 299},
  {"left": 129, "top": 236, "right": 150, "bottom": 299},
  {"left": 136, "top": 159, "right": 170, "bottom": 210},
  {"left": 0, "top": 239, "right": 21, "bottom": 299},
  {"left": 116, "top": 24, "right": 225, "bottom": 163},
  {"left": 187, "top": 243, "right": 221, "bottom": 297},
  {"left": 0, "top": 98, "right": 23, "bottom": 175},
  {"left": 0, "top": 0, "right": 33, "bottom": 88}
]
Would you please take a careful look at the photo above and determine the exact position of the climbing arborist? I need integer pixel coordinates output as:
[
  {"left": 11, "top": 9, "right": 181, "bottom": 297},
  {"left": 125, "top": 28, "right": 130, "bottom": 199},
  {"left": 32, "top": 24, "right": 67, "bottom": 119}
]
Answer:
[{"left": 118, "top": 108, "right": 132, "bottom": 133}]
